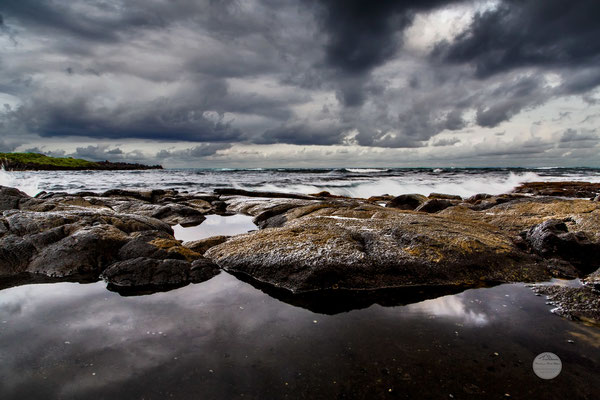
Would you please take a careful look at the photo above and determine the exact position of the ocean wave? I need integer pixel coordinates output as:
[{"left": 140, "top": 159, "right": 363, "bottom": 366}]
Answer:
[
  {"left": 233, "top": 171, "right": 547, "bottom": 198},
  {"left": 344, "top": 168, "right": 390, "bottom": 173},
  {"left": 2, "top": 168, "right": 600, "bottom": 198},
  {"left": 0, "top": 168, "right": 41, "bottom": 196}
]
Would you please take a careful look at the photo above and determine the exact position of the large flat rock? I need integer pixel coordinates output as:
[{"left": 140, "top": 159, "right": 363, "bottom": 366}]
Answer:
[{"left": 205, "top": 213, "right": 550, "bottom": 293}]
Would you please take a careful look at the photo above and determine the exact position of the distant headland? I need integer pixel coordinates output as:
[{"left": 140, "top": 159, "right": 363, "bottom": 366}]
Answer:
[{"left": 0, "top": 152, "right": 162, "bottom": 171}]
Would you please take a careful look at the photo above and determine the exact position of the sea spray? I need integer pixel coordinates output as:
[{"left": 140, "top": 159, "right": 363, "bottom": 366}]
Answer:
[
  {"left": 0, "top": 167, "right": 41, "bottom": 196},
  {"left": 2, "top": 168, "right": 599, "bottom": 197},
  {"left": 235, "top": 171, "right": 548, "bottom": 198}
]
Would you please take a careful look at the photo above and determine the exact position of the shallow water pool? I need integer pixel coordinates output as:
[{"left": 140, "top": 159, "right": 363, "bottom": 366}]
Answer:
[
  {"left": 172, "top": 214, "right": 257, "bottom": 241},
  {"left": 0, "top": 274, "right": 598, "bottom": 399}
]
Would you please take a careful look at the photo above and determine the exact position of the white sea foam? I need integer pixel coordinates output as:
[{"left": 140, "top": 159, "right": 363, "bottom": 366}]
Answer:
[
  {"left": 0, "top": 167, "right": 41, "bottom": 196},
  {"left": 2, "top": 168, "right": 600, "bottom": 198},
  {"left": 242, "top": 171, "right": 548, "bottom": 198},
  {"left": 345, "top": 168, "right": 388, "bottom": 173}
]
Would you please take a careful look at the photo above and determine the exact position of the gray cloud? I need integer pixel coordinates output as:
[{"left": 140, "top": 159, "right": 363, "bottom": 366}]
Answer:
[
  {"left": 0, "top": 0, "right": 598, "bottom": 159},
  {"left": 259, "top": 123, "right": 347, "bottom": 146},
  {"left": 433, "top": 0, "right": 600, "bottom": 79},
  {"left": 431, "top": 137, "right": 460, "bottom": 147},
  {"left": 156, "top": 143, "right": 232, "bottom": 160},
  {"left": 558, "top": 128, "right": 598, "bottom": 148}
]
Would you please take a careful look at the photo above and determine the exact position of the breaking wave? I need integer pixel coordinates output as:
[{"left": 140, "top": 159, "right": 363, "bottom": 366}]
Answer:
[
  {"left": 1, "top": 167, "right": 599, "bottom": 198},
  {"left": 0, "top": 167, "right": 41, "bottom": 196}
]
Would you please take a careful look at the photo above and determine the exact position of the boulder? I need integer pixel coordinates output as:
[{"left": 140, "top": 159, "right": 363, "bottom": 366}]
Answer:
[
  {"left": 0, "top": 186, "right": 29, "bottom": 210},
  {"left": 101, "top": 257, "right": 192, "bottom": 287},
  {"left": 252, "top": 203, "right": 300, "bottom": 229},
  {"left": 513, "top": 181, "right": 600, "bottom": 198},
  {"left": 101, "top": 255, "right": 219, "bottom": 290},
  {"left": 27, "top": 224, "right": 128, "bottom": 277},
  {"left": 118, "top": 230, "right": 189, "bottom": 261},
  {"left": 205, "top": 213, "right": 549, "bottom": 293},
  {"left": 415, "top": 198, "right": 457, "bottom": 213},
  {"left": 385, "top": 194, "right": 427, "bottom": 210},
  {"left": 465, "top": 193, "right": 493, "bottom": 203},
  {"left": 523, "top": 219, "right": 600, "bottom": 274},
  {"left": 428, "top": 193, "right": 462, "bottom": 200},
  {"left": 0, "top": 209, "right": 174, "bottom": 279},
  {"left": 184, "top": 235, "right": 230, "bottom": 255}
]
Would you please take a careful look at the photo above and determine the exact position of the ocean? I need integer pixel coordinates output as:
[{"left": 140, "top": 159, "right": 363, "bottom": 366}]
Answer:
[{"left": 3, "top": 167, "right": 600, "bottom": 198}]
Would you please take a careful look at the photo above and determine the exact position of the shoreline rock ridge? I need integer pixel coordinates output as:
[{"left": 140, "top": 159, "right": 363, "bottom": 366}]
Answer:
[{"left": 0, "top": 181, "right": 598, "bottom": 318}]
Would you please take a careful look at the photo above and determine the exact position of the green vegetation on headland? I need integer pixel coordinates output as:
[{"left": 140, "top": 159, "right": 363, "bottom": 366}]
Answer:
[{"left": 0, "top": 152, "right": 162, "bottom": 171}]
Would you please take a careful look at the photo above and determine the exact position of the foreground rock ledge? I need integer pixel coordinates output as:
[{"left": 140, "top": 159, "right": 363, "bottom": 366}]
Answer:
[
  {"left": 2, "top": 183, "right": 600, "bottom": 303},
  {"left": 205, "top": 213, "right": 550, "bottom": 293}
]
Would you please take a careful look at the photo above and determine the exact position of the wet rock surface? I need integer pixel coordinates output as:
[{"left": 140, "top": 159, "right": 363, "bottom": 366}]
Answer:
[
  {"left": 101, "top": 255, "right": 219, "bottom": 294},
  {"left": 513, "top": 181, "right": 600, "bottom": 198},
  {"left": 533, "top": 284, "right": 600, "bottom": 324},
  {"left": 522, "top": 219, "right": 600, "bottom": 274},
  {"left": 2, "top": 183, "right": 600, "bottom": 312},
  {"left": 385, "top": 194, "right": 427, "bottom": 210},
  {"left": 0, "top": 186, "right": 221, "bottom": 292},
  {"left": 183, "top": 235, "right": 230, "bottom": 255},
  {"left": 205, "top": 211, "right": 550, "bottom": 293}
]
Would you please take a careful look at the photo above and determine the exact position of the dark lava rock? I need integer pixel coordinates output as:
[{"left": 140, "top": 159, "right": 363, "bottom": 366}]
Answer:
[
  {"left": 184, "top": 235, "right": 230, "bottom": 255},
  {"left": 27, "top": 224, "right": 128, "bottom": 277},
  {"left": 101, "top": 189, "right": 153, "bottom": 201},
  {"left": 190, "top": 257, "right": 221, "bottom": 281},
  {"left": 101, "top": 257, "right": 192, "bottom": 287},
  {"left": 533, "top": 284, "right": 600, "bottom": 324},
  {"left": 102, "top": 255, "right": 219, "bottom": 293},
  {"left": 205, "top": 214, "right": 549, "bottom": 293},
  {"left": 523, "top": 219, "right": 600, "bottom": 274},
  {"left": 150, "top": 203, "right": 206, "bottom": 226},
  {"left": 385, "top": 194, "right": 427, "bottom": 210},
  {"left": 0, "top": 208, "right": 174, "bottom": 279},
  {"left": 415, "top": 198, "right": 457, "bottom": 213},
  {"left": 214, "top": 188, "right": 318, "bottom": 200},
  {"left": 428, "top": 193, "right": 462, "bottom": 200},
  {"left": 513, "top": 181, "right": 600, "bottom": 198},
  {"left": 118, "top": 230, "right": 188, "bottom": 261},
  {"left": 466, "top": 193, "right": 493, "bottom": 203},
  {"left": 0, "top": 186, "right": 29, "bottom": 210},
  {"left": 253, "top": 203, "right": 299, "bottom": 229}
]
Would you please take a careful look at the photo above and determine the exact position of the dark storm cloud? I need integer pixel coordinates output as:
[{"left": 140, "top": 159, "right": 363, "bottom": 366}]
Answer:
[
  {"left": 312, "top": 0, "right": 460, "bottom": 107},
  {"left": 259, "top": 123, "right": 347, "bottom": 146},
  {"left": 434, "top": 0, "right": 600, "bottom": 79},
  {"left": 0, "top": 0, "right": 599, "bottom": 156},
  {"left": 0, "top": 0, "right": 167, "bottom": 43},
  {"left": 314, "top": 0, "right": 457, "bottom": 74},
  {"left": 474, "top": 74, "right": 549, "bottom": 127},
  {"left": 10, "top": 94, "right": 244, "bottom": 142}
]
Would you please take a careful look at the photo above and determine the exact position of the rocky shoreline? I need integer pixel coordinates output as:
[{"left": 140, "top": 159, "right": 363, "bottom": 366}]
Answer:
[
  {"left": 1, "top": 160, "right": 163, "bottom": 171},
  {"left": 1, "top": 181, "right": 599, "bottom": 321}
]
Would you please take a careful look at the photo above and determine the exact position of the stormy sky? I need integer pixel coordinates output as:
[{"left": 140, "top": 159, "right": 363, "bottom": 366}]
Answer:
[{"left": 0, "top": 0, "right": 599, "bottom": 167}]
